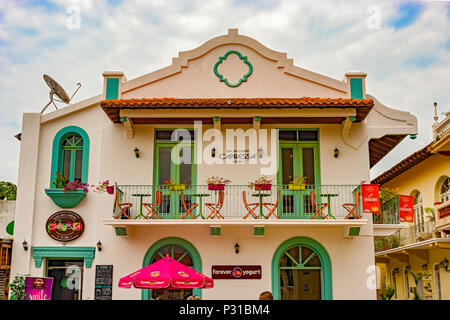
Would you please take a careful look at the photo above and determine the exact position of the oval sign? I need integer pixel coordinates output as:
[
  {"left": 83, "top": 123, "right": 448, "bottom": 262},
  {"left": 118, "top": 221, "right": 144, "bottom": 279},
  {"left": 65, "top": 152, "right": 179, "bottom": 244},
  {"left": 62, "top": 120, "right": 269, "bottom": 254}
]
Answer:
[{"left": 46, "top": 210, "right": 85, "bottom": 242}]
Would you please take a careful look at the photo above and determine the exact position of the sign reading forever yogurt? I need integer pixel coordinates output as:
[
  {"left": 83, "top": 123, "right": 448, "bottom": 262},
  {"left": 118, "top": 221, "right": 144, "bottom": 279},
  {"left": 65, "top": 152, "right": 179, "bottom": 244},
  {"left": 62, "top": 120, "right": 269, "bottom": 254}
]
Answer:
[
  {"left": 46, "top": 210, "right": 85, "bottom": 242},
  {"left": 211, "top": 265, "right": 261, "bottom": 279}
]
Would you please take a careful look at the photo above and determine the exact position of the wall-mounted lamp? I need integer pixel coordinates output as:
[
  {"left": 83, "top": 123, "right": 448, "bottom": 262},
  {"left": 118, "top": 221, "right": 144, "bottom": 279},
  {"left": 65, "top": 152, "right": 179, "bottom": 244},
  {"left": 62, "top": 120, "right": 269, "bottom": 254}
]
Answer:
[
  {"left": 392, "top": 267, "right": 399, "bottom": 274},
  {"left": 134, "top": 147, "right": 140, "bottom": 158},
  {"left": 234, "top": 243, "right": 240, "bottom": 254},
  {"left": 422, "top": 264, "right": 428, "bottom": 270},
  {"left": 334, "top": 148, "right": 339, "bottom": 158},
  {"left": 442, "top": 257, "right": 449, "bottom": 272},
  {"left": 211, "top": 147, "right": 216, "bottom": 158},
  {"left": 22, "top": 240, "right": 28, "bottom": 251},
  {"left": 405, "top": 265, "right": 411, "bottom": 271},
  {"left": 97, "top": 241, "right": 102, "bottom": 252}
]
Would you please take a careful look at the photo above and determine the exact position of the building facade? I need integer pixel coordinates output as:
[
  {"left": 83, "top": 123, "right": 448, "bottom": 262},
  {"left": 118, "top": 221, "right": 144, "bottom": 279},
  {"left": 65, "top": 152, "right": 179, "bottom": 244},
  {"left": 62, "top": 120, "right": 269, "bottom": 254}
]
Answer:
[
  {"left": 10, "top": 29, "right": 417, "bottom": 300},
  {"left": 373, "top": 111, "right": 450, "bottom": 300}
]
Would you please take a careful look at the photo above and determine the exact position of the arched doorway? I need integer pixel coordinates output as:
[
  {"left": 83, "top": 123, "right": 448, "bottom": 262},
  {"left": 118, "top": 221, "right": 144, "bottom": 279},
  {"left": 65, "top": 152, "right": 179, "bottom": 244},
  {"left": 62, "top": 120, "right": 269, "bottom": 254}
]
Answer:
[
  {"left": 141, "top": 237, "right": 202, "bottom": 300},
  {"left": 272, "top": 237, "right": 332, "bottom": 300}
]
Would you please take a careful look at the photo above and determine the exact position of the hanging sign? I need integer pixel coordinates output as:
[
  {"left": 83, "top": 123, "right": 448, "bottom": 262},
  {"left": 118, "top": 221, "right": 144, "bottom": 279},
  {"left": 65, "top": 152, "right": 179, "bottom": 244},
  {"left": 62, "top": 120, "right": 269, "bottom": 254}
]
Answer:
[
  {"left": 24, "top": 277, "right": 53, "bottom": 300},
  {"left": 46, "top": 210, "right": 85, "bottom": 242},
  {"left": 399, "top": 195, "right": 414, "bottom": 222},
  {"left": 361, "top": 184, "right": 380, "bottom": 213},
  {"left": 211, "top": 265, "right": 261, "bottom": 279}
]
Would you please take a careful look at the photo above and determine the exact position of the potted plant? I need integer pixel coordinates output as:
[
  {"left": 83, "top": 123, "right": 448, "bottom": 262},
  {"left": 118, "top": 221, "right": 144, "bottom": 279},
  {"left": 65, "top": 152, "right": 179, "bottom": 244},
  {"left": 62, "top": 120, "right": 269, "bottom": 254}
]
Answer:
[
  {"left": 163, "top": 178, "right": 185, "bottom": 191},
  {"left": 45, "top": 172, "right": 89, "bottom": 208},
  {"left": 93, "top": 180, "right": 114, "bottom": 194},
  {"left": 288, "top": 176, "right": 308, "bottom": 190},
  {"left": 206, "top": 176, "right": 231, "bottom": 191},
  {"left": 7, "top": 274, "right": 29, "bottom": 300},
  {"left": 249, "top": 175, "right": 272, "bottom": 191},
  {"left": 378, "top": 286, "right": 395, "bottom": 300}
]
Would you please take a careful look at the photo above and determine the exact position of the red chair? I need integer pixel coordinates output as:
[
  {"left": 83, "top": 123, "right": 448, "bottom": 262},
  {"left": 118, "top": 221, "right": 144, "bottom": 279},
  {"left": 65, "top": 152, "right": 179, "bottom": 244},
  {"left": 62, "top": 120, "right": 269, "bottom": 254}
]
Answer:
[
  {"left": 343, "top": 191, "right": 361, "bottom": 219},
  {"left": 180, "top": 192, "right": 198, "bottom": 219},
  {"left": 262, "top": 191, "right": 280, "bottom": 219},
  {"left": 243, "top": 190, "right": 259, "bottom": 219},
  {"left": 143, "top": 190, "right": 163, "bottom": 219},
  {"left": 113, "top": 184, "right": 133, "bottom": 219},
  {"left": 205, "top": 190, "right": 225, "bottom": 219},
  {"left": 310, "top": 190, "right": 328, "bottom": 219}
]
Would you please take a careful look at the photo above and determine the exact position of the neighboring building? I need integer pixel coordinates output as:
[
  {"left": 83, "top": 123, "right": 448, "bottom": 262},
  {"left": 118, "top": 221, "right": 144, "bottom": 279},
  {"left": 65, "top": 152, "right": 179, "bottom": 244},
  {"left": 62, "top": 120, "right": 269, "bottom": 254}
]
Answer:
[
  {"left": 372, "top": 109, "right": 450, "bottom": 300},
  {"left": 10, "top": 29, "right": 417, "bottom": 300},
  {"left": 0, "top": 200, "right": 15, "bottom": 300}
]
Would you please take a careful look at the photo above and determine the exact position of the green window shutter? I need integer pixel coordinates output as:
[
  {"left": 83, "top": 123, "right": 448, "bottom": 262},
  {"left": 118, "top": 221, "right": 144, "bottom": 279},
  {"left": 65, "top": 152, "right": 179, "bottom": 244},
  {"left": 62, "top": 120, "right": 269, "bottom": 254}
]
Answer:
[
  {"left": 350, "top": 78, "right": 363, "bottom": 99},
  {"left": 106, "top": 78, "right": 119, "bottom": 100}
]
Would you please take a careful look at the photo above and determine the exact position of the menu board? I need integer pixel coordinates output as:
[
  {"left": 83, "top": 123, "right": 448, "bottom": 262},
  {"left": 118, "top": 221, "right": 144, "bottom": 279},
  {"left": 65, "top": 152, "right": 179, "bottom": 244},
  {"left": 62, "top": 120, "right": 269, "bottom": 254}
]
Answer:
[{"left": 95, "top": 265, "right": 113, "bottom": 300}]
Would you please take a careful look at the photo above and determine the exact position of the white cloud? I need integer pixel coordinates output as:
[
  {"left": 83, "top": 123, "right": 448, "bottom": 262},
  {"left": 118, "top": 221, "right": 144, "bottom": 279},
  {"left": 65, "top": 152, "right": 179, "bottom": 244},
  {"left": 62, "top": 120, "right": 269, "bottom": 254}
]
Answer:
[{"left": 0, "top": 0, "right": 449, "bottom": 184}]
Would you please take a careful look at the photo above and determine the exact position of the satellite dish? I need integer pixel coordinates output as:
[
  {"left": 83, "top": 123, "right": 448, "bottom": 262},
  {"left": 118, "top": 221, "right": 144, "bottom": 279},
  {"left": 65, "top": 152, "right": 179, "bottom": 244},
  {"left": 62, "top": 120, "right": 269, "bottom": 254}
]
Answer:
[{"left": 41, "top": 74, "right": 81, "bottom": 114}]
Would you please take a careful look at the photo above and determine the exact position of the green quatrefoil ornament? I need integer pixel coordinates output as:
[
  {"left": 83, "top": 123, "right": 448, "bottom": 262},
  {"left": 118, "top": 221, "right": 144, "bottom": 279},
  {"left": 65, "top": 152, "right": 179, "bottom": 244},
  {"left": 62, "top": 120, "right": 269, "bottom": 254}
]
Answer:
[{"left": 214, "top": 50, "right": 253, "bottom": 87}]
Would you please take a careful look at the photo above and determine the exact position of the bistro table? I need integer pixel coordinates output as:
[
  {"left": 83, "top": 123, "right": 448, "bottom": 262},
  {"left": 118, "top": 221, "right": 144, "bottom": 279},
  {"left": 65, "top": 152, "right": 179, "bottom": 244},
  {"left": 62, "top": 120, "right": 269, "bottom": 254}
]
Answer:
[
  {"left": 252, "top": 193, "right": 272, "bottom": 219},
  {"left": 320, "top": 193, "right": 338, "bottom": 220},
  {"left": 131, "top": 193, "right": 152, "bottom": 219},
  {"left": 191, "top": 193, "right": 210, "bottom": 219}
]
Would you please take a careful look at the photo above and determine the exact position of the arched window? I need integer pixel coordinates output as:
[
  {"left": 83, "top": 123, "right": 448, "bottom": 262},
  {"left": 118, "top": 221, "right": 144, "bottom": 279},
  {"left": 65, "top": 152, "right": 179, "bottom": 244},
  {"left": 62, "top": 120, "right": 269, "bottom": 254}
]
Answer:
[
  {"left": 50, "top": 126, "right": 90, "bottom": 187},
  {"left": 142, "top": 237, "right": 202, "bottom": 300},
  {"left": 439, "top": 177, "right": 450, "bottom": 203},
  {"left": 411, "top": 190, "right": 424, "bottom": 232},
  {"left": 272, "top": 237, "right": 332, "bottom": 300}
]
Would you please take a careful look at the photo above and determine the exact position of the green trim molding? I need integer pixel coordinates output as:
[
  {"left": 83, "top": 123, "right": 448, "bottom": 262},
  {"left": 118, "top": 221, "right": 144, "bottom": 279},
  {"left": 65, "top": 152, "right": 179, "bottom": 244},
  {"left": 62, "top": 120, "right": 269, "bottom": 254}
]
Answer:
[
  {"left": 271, "top": 237, "right": 332, "bottom": 300},
  {"left": 44, "top": 189, "right": 87, "bottom": 208},
  {"left": 350, "top": 78, "right": 363, "bottom": 99},
  {"left": 32, "top": 246, "right": 95, "bottom": 268},
  {"left": 106, "top": 78, "right": 119, "bottom": 100},
  {"left": 50, "top": 126, "right": 90, "bottom": 186},
  {"left": 141, "top": 237, "right": 202, "bottom": 300},
  {"left": 214, "top": 50, "right": 253, "bottom": 87}
]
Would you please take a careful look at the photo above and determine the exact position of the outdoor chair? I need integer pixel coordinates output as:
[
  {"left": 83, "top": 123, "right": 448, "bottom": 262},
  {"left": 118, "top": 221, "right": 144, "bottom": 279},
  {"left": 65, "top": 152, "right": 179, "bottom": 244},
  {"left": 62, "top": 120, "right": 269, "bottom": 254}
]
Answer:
[
  {"left": 205, "top": 190, "right": 225, "bottom": 219},
  {"left": 242, "top": 190, "right": 260, "bottom": 219},
  {"left": 343, "top": 191, "right": 361, "bottom": 219},
  {"left": 262, "top": 190, "right": 280, "bottom": 219},
  {"left": 113, "top": 183, "right": 133, "bottom": 219},
  {"left": 180, "top": 192, "right": 198, "bottom": 219},
  {"left": 310, "top": 190, "right": 328, "bottom": 219},
  {"left": 143, "top": 190, "right": 163, "bottom": 219}
]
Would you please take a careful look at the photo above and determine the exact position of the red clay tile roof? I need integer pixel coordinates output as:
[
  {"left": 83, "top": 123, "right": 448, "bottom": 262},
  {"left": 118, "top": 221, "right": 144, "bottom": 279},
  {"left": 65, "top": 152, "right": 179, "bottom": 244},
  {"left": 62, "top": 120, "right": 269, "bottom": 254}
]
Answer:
[
  {"left": 101, "top": 97, "right": 374, "bottom": 123},
  {"left": 371, "top": 144, "right": 433, "bottom": 185}
]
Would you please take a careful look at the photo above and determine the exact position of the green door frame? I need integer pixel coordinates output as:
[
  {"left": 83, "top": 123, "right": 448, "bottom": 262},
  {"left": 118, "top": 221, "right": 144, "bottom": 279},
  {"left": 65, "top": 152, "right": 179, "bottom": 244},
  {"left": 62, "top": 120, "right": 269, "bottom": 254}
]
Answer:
[
  {"left": 271, "top": 237, "right": 332, "bottom": 300},
  {"left": 277, "top": 131, "right": 321, "bottom": 219},
  {"left": 141, "top": 237, "right": 203, "bottom": 300},
  {"left": 153, "top": 130, "right": 197, "bottom": 219}
]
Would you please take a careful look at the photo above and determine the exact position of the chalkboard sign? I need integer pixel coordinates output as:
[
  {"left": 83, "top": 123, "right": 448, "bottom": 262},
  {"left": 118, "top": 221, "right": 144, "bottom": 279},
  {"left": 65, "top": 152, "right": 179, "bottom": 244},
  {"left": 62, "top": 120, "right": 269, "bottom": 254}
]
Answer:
[{"left": 95, "top": 265, "right": 113, "bottom": 300}]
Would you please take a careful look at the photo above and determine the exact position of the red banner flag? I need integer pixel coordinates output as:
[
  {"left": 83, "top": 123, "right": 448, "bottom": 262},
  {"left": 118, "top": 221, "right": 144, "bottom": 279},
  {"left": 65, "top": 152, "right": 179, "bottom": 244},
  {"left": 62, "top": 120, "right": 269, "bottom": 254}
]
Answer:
[
  {"left": 361, "top": 184, "right": 380, "bottom": 213},
  {"left": 399, "top": 195, "right": 414, "bottom": 222}
]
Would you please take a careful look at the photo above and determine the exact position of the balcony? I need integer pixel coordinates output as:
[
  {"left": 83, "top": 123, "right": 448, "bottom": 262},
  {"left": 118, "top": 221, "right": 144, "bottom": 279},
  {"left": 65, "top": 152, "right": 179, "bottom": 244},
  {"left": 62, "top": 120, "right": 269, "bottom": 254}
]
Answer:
[
  {"left": 435, "top": 193, "right": 450, "bottom": 231},
  {"left": 102, "top": 184, "right": 382, "bottom": 236}
]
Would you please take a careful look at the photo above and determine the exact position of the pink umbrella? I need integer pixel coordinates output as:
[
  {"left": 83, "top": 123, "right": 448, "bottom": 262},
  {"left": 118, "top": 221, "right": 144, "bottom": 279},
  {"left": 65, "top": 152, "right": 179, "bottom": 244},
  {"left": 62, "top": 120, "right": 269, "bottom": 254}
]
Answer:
[{"left": 118, "top": 256, "right": 214, "bottom": 289}]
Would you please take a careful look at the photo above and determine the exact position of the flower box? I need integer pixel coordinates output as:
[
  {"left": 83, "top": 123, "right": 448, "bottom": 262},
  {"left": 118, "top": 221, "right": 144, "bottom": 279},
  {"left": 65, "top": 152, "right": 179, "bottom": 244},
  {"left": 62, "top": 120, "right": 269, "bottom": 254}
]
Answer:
[
  {"left": 169, "top": 184, "right": 185, "bottom": 191},
  {"left": 288, "top": 184, "right": 306, "bottom": 191},
  {"left": 45, "top": 188, "right": 87, "bottom": 208},
  {"left": 254, "top": 184, "right": 271, "bottom": 191},
  {"left": 208, "top": 184, "right": 225, "bottom": 191}
]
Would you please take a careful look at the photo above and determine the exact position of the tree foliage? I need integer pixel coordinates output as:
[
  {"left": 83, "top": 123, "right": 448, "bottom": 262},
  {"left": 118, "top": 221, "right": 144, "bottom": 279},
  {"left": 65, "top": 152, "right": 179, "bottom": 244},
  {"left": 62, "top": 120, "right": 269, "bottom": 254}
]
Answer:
[{"left": 0, "top": 181, "right": 17, "bottom": 200}]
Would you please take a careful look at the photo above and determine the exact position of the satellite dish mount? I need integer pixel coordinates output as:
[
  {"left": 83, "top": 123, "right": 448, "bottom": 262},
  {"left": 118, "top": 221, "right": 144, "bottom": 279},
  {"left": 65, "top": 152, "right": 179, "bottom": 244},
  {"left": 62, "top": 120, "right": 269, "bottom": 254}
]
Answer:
[{"left": 41, "top": 74, "right": 81, "bottom": 114}]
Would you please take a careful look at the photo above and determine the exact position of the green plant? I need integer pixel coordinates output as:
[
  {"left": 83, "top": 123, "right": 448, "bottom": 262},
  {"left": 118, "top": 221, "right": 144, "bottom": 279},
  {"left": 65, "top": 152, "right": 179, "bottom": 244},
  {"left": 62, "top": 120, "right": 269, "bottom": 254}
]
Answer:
[
  {"left": 379, "top": 286, "right": 395, "bottom": 300},
  {"left": 52, "top": 172, "right": 69, "bottom": 188},
  {"left": 409, "top": 270, "right": 422, "bottom": 300},
  {"left": 391, "top": 235, "right": 400, "bottom": 248},
  {"left": 289, "top": 176, "right": 308, "bottom": 185},
  {"left": 205, "top": 176, "right": 231, "bottom": 185},
  {"left": 424, "top": 207, "right": 435, "bottom": 222},
  {"left": 0, "top": 181, "right": 17, "bottom": 200},
  {"left": 379, "top": 188, "right": 398, "bottom": 204},
  {"left": 7, "top": 274, "right": 29, "bottom": 300},
  {"left": 248, "top": 175, "right": 272, "bottom": 189}
]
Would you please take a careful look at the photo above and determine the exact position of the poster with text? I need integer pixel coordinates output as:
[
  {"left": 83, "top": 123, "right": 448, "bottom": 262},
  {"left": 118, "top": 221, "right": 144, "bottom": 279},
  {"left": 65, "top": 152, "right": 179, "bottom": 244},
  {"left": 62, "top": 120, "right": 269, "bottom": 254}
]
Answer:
[
  {"left": 361, "top": 184, "right": 380, "bottom": 213},
  {"left": 399, "top": 195, "right": 414, "bottom": 222},
  {"left": 24, "top": 277, "right": 53, "bottom": 300}
]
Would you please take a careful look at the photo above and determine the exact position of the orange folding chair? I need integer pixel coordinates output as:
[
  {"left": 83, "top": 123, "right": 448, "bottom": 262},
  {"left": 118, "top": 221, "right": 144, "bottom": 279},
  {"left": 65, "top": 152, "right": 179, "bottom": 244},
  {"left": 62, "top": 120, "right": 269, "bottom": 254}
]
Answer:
[
  {"left": 243, "top": 190, "right": 260, "bottom": 219},
  {"left": 143, "top": 190, "right": 163, "bottom": 219},
  {"left": 343, "top": 191, "right": 361, "bottom": 219},
  {"left": 180, "top": 192, "right": 198, "bottom": 219},
  {"left": 262, "top": 191, "right": 280, "bottom": 219},
  {"left": 310, "top": 190, "right": 328, "bottom": 219},
  {"left": 205, "top": 190, "right": 225, "bottom": 219},
  {"left": 113, "top": 184, "right": 133, "bottom": 219}
]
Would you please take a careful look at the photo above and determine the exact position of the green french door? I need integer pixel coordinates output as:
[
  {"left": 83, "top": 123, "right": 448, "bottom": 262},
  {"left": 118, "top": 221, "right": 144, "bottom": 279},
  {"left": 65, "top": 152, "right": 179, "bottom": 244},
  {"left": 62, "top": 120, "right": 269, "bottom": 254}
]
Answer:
[
  {"left": 154, "top": 141, "right": 196, "bottom": 219},
  {"left": 278, "top": 141, "right": 320, "bottom": 218}
]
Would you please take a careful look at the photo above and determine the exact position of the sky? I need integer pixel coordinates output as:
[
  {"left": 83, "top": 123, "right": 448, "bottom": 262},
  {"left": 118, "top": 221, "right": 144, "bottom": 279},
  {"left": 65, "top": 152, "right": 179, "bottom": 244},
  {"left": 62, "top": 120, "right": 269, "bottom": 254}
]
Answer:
[{"left": 0, "top": 0, "right": 449, "bottom": 184}]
